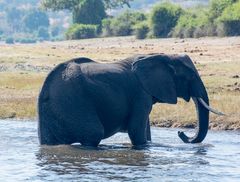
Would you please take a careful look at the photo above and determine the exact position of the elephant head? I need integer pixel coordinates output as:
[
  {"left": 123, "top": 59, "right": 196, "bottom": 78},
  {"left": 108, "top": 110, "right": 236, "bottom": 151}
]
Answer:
[{"left": 132, "top": 54, "right": 224, "bottom": 143}]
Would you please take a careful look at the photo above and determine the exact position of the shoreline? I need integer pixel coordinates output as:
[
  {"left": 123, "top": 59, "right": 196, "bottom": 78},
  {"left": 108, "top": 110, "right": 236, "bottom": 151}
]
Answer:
[
  {"left": 0, "top": 36, "right": 239, "bottom": 130},
  {"left": 1, "top": 117, "right": 239, "bottom": 131}
]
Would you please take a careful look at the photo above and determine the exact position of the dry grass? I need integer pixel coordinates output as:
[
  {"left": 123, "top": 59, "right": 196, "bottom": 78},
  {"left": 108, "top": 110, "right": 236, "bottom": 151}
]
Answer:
[
  {"left": 0, "top": 36, "right": 239, "bottom": 129},
  {"left": 0, "top": 72, "right": 45, "bottom": 118}
]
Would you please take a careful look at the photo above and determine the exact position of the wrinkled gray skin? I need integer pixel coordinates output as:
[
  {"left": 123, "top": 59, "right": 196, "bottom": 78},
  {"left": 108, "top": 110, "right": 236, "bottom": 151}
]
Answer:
[{"left": 38, "top": 54, "right": 209, "bottom": 146}]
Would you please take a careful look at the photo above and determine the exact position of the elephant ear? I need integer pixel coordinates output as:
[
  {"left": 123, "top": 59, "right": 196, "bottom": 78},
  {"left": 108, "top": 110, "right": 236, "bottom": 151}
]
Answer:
[{"left": 132, "top": 55, "right": 177, "bottom": 104}]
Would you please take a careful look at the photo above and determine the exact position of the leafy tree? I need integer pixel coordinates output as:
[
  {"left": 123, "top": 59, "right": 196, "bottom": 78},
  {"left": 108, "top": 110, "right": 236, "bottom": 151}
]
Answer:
[
  {"left": 101, "top": 10, "right": 146, "bottom": 36},
  {"left": 6, "top": 7, "right": 24, "bottom": 32},
  {"left": 42, "top": 0, "right": 132, "bottom": 10},
  {"left": 134, "top": 21, "right": 149, "bottom": 39},
  {"left": 217, "top": 1, "right": 240, "bottom": 36},
  {"left": 208, "top": 0, "right": 237, "bottom": 22},
  {"left": 150, "top": 2, "right": 183, "bottom": 37},
  {"left": 51, "top": 26, "right": 61, "bottom": 37},
  {"left": 72, "top": 0, "right": 106, "bottom": 25},
  {"left": 102, "top": 18, "right": 113, "bottom": 36},
  {"left": 0, "top": 2, "right": 7, "bottom": 11},
  {"left": 41, "top": 0, "right": 133, "bottom": 25},
  {"left": 172, "top": 8, "right": 209, "bottom": 38},
  {"left": 65, "top": 24, "right": 97, "bottom": 39},
  {"left": 38, "top": 27, "right": 50, "bottom": 40},
  {"left": 23, "top": 9, "right": 50, "bottom": 32},
  {"left": 5, "top": 37, "right": 14, "bottom": 44}
]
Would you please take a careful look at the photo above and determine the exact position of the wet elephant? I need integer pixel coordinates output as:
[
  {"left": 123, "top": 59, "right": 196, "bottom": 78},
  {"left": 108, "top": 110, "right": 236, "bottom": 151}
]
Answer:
[{"left": 38, "top": 54, "right": 223, "bottom": 146}]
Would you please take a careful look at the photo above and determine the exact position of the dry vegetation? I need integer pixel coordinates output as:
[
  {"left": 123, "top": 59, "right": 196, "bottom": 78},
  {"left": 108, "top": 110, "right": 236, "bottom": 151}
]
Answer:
[{"left": 0, "top": 36, "right": 239, "bottom": 130}]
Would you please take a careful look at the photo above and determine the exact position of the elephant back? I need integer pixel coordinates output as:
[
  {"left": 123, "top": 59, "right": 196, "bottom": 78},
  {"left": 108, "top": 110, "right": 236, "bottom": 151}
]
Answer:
[{"left": 68, "top": 57, "right": 96, "bottom": 65}]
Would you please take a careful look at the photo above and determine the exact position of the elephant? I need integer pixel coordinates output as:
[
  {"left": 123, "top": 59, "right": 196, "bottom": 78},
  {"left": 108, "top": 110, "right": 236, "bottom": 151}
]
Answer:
[{"left": 38, "top": 53, "right": 223, "bottom": 147}]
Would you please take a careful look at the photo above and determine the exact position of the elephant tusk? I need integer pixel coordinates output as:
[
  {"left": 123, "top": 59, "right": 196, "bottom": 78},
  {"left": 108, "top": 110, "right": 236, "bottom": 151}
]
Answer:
[{"left": 197, "top": 98, "right": 225, "bottom": 116}]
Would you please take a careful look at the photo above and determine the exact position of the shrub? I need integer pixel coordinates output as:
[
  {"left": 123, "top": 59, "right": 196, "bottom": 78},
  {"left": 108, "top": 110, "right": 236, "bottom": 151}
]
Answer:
[
  {"left": 217, "top": 1, "right": 240, "bottom": 36},
  {"left": 111, "top": 19, "right": 132, "bottom": 36},
  {"left": 50, "top": 37, "right": 64, "bottom": 42},
  {"left": 150, "top": 2, "right": 183, "bottom": 37},
  {"left": 5, "top": 37, "right": 14, "bottom": 44},
  {"left": 65, "top": 24, "right": 97, "bottom": 40},
  {"left": 19, "top": 38, "right": 37, "bottom": 44},
  {"left": 134, "top": 22, "right": 149, "bottom": 39},
  {"left": 23, "top": 9, "right": 49, "bottom": 32},
  {"left": 72, "top": 0, "right": 106, "bottom": 25},
  {"left": 38, "top": 27, "right": 50, "bottom": 40},
  {"left": 172, "top": 8, "right": 211, "bottom": 38},
  {"left": 0, "top": 34, "right": 6, "bottom": 41},
  {"left": 208, "top": 0, "right": 236, "bottom": 22},
  {"left": 101, "top": 11, "right": 147, "bottom": 37},
  {"left": 51, "top": 26, "right": 60, "bottom": 37},
  {"left": 102, "top": 18, "right": 113, "bottom": 36}
]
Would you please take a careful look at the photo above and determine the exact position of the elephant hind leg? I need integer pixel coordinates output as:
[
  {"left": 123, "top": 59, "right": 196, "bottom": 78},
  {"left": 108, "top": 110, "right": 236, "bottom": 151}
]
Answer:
[
  {"left": 38, "top": 107, "right": 74, "bottom": 145},
  {"left": 77, "top": 120, "right": 104, "bottom": 147},
  {"left": 67, "top": 109, "right": 104, "bottom": 147}
]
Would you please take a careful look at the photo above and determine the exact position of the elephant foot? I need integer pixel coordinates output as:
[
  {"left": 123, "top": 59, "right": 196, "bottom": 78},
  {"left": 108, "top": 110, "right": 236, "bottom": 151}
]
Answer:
[
  {"left": 81, "top": 141, "right": 101, "bottom": 148},
  {"left": 131, "top": 142, "right": 151, "bottom": 150}
]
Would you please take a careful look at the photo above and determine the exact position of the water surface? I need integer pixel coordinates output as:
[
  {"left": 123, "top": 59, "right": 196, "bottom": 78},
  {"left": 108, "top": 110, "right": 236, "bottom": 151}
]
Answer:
[{"left": 0, "top": 120, "right": 239, "bottom": 181}]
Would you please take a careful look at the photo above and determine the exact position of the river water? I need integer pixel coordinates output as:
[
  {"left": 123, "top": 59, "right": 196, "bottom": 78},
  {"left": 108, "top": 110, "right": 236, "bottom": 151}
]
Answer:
[{"left": 0, "top": 120, "right": 239, "bottom": 182}]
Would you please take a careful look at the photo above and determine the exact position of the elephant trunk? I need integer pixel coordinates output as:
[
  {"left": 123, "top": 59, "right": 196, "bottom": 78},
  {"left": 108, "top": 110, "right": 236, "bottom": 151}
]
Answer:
[{"left": 178, "top": 81, "right": 209, "bottom": 143}]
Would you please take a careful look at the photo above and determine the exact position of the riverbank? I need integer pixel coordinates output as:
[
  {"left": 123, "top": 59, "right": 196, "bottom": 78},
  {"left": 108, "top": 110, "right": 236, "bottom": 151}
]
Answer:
[{"left": 0, "top": 36, "right": 239, "bottom": 130}]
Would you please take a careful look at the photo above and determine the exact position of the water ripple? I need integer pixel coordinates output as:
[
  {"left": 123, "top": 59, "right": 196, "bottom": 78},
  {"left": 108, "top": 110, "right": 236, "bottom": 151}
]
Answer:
[{"left": 0, "top": 120, "right": 239, "bottom": 182}]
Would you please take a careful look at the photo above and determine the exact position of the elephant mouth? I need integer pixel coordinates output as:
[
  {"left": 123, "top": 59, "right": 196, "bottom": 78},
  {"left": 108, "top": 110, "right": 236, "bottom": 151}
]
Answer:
[{"left": 197, "top": 98, "right": 225, "bottom": 116}]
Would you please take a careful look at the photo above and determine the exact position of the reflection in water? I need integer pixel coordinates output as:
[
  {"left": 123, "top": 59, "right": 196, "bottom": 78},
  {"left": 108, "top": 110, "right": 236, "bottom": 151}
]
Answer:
[
  {"left": 36, "top": 144, "right": 150, "bottom": 181},
  {"left": 0, "top": 120, "right": 240, "bottom": 182},
  {"left": 35, "top": 141, "right": 213, "bottom": 181}
]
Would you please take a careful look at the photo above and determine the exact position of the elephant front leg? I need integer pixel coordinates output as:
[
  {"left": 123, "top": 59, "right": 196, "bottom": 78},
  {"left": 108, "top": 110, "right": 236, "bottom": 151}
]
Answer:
[{"left": 127, "top": 94, "right": 152, "bottom": 146}]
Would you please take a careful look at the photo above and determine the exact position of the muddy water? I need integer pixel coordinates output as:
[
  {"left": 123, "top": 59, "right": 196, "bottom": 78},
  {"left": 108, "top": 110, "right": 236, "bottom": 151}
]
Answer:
[{"left": 0, "top": 120, "right": 239, "bottom": 182}]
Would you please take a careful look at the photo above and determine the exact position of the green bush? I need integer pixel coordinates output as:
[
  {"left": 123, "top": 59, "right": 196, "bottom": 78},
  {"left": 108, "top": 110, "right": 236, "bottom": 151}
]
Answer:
[
  {"left": 134, "top": 22, "right": 149, "bottom": 39},
  {"left": 38, "top": 27, "right": 50, "bottom": 40},
  {"left": 19, "top": 38, "right": 37, "bottom": 44},
  {"left": 111, "top": 19, "right": 132, "bottom": 36},
  {"left": 102, "top": 18, "right": 113, "bottom": 36},
  {"left": 172, "top": 0, "right": 240, "bottom": 38},
  {"left": 50, "top": 37, "right": 64, "bottom": 42},
  {"left": 217, "top": 1, "right": 240, "bottom": 36},
  {"left": 65, "top": 24, "right": 97, "bottom": 40},
  {"left": 5, "top": 37, "right": 14, "bottom": 44},
  {"left": 101, "top": 11, "right": 147, "bottom": 37},
  {"left": 208, "top": 0, "right": 236, "bottom": 22},
  {"left": 51, "top": 26, "right": 60, "bottom": 37},
  {"left": 150, "top": 2, "right": 183, "bottom": 37},
  {"left": 172, "top": 8, "right": 213, "bottom": 38},
  {"left": 0, "top": 34, "right": 6, "bottom": 41}
]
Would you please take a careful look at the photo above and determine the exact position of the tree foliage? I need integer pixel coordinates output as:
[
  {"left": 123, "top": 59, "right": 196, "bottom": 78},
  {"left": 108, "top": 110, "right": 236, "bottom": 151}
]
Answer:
[
  {"left": 134, "top": 21, "right": 149, "bottom": 39},
  {"left": 72, "top": 0, "right": 106, "bottom": 24},
  {"left": 42, "top": 0, "right": 133, "bottom": 25},
  {"left": 101, "top": 10, "right": 146, "bottom": 36},
  {"left": 23, "top": 9, "right": 49, "bottom": 32},
  {"left": 42, "top": 0, "right": 132, "bottom": 10},
  {"left": 65, "top": 24, "right": 97, "bottom": 39},
  {"left": 218, "top": 1, "right": 240, "bottom": 21},
  {"left": 208, "top": 0, "right": 237, "bottom": 22},
  {"left": 217, "top": 1, "right": 240, "bottom": 36},
  {"left": 6, "top": 7, "right": 24, "bottom": 32},
  {"left": 38, "top": 27, "right": 50, "bottom": 40},
  {"left": 150, "top": 2, "right": 183, "bottom": 37},
  {"left": 171, "top": 8, "right": 209, "bottom": 38}
]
